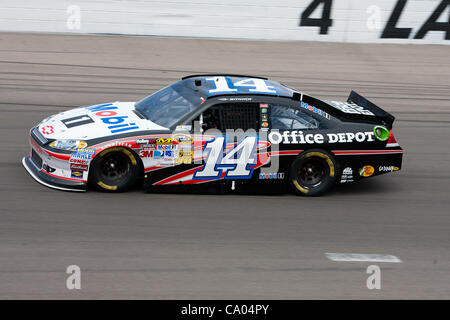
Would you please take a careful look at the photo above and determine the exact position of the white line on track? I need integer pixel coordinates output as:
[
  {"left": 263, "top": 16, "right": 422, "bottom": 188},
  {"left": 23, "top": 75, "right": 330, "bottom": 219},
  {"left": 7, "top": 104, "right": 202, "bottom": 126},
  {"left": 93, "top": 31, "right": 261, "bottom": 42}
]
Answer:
[{"left": 325, "top": 253, "right": 402, "bottom": 263}]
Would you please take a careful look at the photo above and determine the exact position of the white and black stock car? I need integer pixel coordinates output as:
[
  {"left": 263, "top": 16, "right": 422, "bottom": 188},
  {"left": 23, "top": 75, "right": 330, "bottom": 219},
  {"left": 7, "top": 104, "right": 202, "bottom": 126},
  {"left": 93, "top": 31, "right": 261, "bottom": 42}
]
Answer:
[{"left": 23, "top": 75, "right": 403, "bottom": 196}]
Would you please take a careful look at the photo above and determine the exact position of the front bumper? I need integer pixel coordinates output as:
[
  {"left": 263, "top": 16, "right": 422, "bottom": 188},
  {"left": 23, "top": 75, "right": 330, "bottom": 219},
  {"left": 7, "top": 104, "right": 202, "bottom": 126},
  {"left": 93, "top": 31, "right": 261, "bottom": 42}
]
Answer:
[
  {"left": 22, "top": 156, "right": 86, "bottom": 192},
  {"left": 22, "top": 127, "right": 88, "bottom": 192}
]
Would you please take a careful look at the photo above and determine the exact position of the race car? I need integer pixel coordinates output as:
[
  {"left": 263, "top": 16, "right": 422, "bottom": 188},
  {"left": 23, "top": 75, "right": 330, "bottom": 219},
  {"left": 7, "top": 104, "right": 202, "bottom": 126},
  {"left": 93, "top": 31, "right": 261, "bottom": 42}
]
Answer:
[{"left": 23, "top": 74, "right": 403, "bottom": 196}]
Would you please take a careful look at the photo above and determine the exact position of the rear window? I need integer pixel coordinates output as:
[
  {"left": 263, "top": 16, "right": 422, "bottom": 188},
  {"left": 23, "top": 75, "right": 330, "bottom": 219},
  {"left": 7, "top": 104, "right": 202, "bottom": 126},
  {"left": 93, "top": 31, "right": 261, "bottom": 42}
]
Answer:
[{"left": 270, "top": 105, "right": 320, "bottom": 130}]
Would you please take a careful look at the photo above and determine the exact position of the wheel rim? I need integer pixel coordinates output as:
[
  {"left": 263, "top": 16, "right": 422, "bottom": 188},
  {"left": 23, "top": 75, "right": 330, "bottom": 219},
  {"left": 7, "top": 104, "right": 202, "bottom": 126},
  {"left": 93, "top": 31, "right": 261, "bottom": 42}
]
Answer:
[
  {"left": 297, "top": 157, "right": 328, "bottom": 187},
  {"left": 99, "top": 152, "right": 130, "bottom": 183}
]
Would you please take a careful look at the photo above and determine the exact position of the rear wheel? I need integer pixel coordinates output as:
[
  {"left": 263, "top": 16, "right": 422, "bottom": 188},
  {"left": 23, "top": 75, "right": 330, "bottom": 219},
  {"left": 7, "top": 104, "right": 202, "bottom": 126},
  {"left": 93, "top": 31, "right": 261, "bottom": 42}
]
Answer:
[
  {"left": 289, "top": 149, "right": 337, "bottom": 196},
  {"left": 89, "top": 147, "right": 139, "bottom": 192}
]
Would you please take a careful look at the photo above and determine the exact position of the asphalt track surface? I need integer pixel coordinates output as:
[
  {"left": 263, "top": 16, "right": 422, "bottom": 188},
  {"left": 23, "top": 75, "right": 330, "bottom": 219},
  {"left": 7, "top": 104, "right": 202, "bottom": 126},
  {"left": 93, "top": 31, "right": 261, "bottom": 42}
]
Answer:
[{"left": 0, "top": 32, "right": 449, "bottom": 299}]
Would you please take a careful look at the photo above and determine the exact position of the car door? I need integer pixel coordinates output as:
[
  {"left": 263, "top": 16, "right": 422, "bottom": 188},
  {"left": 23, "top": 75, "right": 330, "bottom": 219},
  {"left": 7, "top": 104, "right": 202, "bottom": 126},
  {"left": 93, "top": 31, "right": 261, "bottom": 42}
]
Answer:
[
  {"left": 190, "top": 100, "right": 261, "bottom": 181},
  {"left": 146, "top": 100, "right": 264, "bottom": 187}
]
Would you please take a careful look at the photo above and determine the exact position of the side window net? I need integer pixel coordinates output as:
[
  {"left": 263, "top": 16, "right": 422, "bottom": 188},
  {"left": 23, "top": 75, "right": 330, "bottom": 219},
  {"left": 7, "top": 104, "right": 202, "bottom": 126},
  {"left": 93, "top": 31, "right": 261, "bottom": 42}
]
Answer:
[
  {"left": 218, "top": 103, "right": 258, "bottom": 131},
  {"left": 202, "top": 103, "right": 259, "bottom": 131}
]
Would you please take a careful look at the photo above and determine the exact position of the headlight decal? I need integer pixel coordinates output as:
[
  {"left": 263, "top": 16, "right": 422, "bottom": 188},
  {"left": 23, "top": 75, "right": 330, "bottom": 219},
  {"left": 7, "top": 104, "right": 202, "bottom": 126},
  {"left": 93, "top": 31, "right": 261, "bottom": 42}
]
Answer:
[{"left": 49, "top": 140, "right": 87, "bottom": 151}]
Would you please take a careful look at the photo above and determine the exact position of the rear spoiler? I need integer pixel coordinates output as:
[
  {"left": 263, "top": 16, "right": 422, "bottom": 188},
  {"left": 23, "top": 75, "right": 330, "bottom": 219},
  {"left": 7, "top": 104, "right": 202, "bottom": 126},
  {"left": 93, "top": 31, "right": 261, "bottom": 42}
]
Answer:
[
  {"left": 300, "top": 91, "right": 395, "bottom": 128},
  {"left": 347, "top": 91, "right": 395, "bottom": 126}
]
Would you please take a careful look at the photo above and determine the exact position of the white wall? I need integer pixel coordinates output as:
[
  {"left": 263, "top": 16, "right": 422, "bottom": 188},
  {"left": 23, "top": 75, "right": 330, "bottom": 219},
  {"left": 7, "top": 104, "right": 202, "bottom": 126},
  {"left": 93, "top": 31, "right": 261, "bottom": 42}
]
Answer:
[{"left": 0, "top": 0, "right": 449, "bottom": 44}]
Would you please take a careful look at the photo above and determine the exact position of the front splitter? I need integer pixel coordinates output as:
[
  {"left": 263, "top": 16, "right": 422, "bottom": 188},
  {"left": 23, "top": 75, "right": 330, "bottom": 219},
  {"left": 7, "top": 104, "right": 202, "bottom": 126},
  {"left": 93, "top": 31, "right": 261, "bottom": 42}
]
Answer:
[{"left": 22, "top": 156, "right": 86, "bottom": 192}]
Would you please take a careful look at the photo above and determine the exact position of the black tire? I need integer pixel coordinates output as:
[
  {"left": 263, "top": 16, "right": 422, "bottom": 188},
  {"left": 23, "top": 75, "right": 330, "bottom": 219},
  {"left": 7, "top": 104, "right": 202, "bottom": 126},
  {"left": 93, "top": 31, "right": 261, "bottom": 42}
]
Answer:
[
  {"left": 89, "top": 147, "right": 139, "bottom": 192},
  {"left": 289, "top": 149, "right": 337, "bottom": 196}
]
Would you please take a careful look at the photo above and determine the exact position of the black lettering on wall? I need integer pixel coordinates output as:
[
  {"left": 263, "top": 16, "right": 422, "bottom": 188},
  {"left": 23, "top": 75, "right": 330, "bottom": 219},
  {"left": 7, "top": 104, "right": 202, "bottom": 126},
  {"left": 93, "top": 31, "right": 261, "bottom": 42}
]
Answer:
[
  {"left": 299, "top": 0, "right": 333, "bottom": 35},
  {"left": 381, "top": 0, "right": 412, "bottom": 38},
  {"left": 414, "top": 0, "right": 450, "bottom": 40}
]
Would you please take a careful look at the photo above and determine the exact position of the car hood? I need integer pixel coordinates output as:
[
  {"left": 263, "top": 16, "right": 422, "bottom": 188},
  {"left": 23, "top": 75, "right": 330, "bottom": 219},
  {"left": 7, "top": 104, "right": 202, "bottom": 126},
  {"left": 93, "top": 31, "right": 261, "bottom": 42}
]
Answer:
[{"left": 37, "top": 101, "right": 169, "bottom": 140}]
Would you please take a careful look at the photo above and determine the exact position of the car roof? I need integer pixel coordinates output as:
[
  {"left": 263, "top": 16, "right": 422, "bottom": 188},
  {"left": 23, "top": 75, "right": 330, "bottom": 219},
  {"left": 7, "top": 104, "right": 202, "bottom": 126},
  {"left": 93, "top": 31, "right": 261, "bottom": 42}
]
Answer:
[{"left": 179, "top": 74, "right": 298, "bottom": 100}]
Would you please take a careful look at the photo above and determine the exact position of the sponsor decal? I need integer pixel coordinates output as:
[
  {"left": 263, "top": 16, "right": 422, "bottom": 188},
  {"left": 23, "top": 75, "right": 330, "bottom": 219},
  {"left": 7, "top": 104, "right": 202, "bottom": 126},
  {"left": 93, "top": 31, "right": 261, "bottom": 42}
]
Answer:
[
  {"left": 152, "top": 150, "right": 164, "bottom": 159},
  {"left": 77, "top": 148, "right": 95, "bottom": 154},
  {"left": 136, "top": 139, "right": 150, "bottom": 144},
  {"left": 164, "top": 150, "right": 176, "bottom": 159},
  {"left": 70, "top": 164, "right": 88, "bottom": 171},
  {"left": 101, "top": 141, "right": 134, "bottom": 149},
  {"left": 176, "top": 151, "right": 193, "bottom": 164},
  {"left": 70, "top": 169, "right": 84, "bottom": 179},
  {"left": 157, "top": 144, "right": 177, "bottom": 151},
  {"left": 70, "top": 153, "right": 93, "bottom": 160},
  {"left": 260, "top": 104, "right": 270, "bottom": 129},
  {"left": 268, "top": 131, "right": 375, "bottom": 145},
  {"left": 359, "top": 165, "right": 375, "bottom": 177},
  {"left": 139, "top": 148, "right": 154, "bottom": 158},
  {"left": 259, "top": 172, "right": 285, "bottom": 180},
  {"left": 175, "top": 125, "right": 192, "bottom": 131},
  {"left": 141, "top": 144, "right": 157, "bottom": 151},
  {"left": 379, "top": 165, "right": 399, "bottom": 172},
  {"left": 69, "top": 158, "right": 88, "bottom": 164},
  {"left": 156, "top": 138, "right": 173, "bottom": 145},
  {"left": 327, "top": 101, "right": 375, "bottom": 116},
  {"left": 340, "top": 167, "right": 354, "bottom": 183},
  {"left": 300, "top": 101, "right": 331, "bottom": 119},
  {"left": 70, "top": 149, "right": 95, "bottom": 160},
  {"left": 327, "top": 132, "right": 375, "bottom": 143},
  {"left": 41, "top": 125, "right": 54, "bottom": 135},
  {"left": 85, "top": 103, "right": 139, "bottom": 134},
  {"left": 77, "top": 141, "right": 88, "bottom": 149},
  {"left": 177, "top": 151, "right": 193, "bottom": 157},
  {"left": 173, "top": 134, "right": 192, "bottom": 144}
]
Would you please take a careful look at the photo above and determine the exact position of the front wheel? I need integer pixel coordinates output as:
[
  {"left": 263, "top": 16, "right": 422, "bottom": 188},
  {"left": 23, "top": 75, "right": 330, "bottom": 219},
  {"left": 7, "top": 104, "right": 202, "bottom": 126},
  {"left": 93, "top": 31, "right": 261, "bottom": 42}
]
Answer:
[
  {"left": 289, "top": 149, "right": 337, "bottom": 196},
  {"left": 89, "top": 147, "right": 139, "bottom": 192}
]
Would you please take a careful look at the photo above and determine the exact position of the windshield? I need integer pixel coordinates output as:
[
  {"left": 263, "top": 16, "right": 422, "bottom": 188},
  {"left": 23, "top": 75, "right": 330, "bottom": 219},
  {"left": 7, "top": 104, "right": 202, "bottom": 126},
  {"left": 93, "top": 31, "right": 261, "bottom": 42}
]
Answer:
[{"left": 135, "top": 81, "right": 199, "bottom": 128}]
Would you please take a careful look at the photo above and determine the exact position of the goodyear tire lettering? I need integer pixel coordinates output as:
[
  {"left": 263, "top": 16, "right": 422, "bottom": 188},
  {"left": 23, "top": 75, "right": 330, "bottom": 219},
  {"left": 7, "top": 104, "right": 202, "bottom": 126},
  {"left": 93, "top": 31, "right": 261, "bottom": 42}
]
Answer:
[
  {"left": 293, "top": 179, "right": 309, "bottom": 194},
  {"left": 290, "top": 149, "right": 337, "bottom": 196},
  {"left": 97, "top": 181, "right": 118, "bottom": 191},
  {"left": 90, "top": 147, "right": 139, "bottom": 192},
  {"left": 302, "top": 151, "right": 335, "bottom": 177},
  {"left": 99, "top": 147, "right": 137, "bottom": 165}
]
